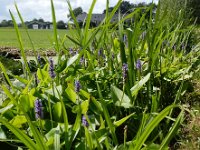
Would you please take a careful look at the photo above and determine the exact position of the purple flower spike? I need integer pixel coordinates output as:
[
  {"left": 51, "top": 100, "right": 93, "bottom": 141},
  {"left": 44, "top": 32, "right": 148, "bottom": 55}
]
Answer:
[
  {"left": 75, "top": 80, "right": 81, "bottom": 93},
  {"left": 37, "top": 54, "right": 41, "bottom": 62},
  {"left": 98, "top": 48, "right": 103, "bottom": 57},
  {"left": 122, "top": 63, "right": 128, "bottom": 82},
  {"left": 82, "top": 115, "right": 89, "bottom": 127},
  {"left": 35, "top": 99, "right": 43, "bottom": 119},
  {"left": 80, "top": 56, "right": 85, "bottom": 65},
  {"left": 136, "top": 59, "right": 142, "bottom": 70},
  {"left": 49, "top": 58, "right": 56, "bottom": 79},
  {"left": 69, "top": 48, "right": 74, "bottom": 56}
]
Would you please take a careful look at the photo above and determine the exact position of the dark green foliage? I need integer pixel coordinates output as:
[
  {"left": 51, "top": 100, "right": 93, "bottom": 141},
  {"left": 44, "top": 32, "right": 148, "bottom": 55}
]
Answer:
[
  {"left": 56, "top": 20, "right": 66, "bottom": 29},
  {"left": 68, "top": 7, "right": 83, "bottom": 20},
  {"left": 187, "top": 0, "right": 200, "bottom": 24},
  {"left": 0, "top": 20, "right": 13, "bottom": 27},
  {"left": 0, "top": 56, "right": 22, "bottom": 75},
  {"left": 28, "top": 60, "right": 37, "bottom": 72}
]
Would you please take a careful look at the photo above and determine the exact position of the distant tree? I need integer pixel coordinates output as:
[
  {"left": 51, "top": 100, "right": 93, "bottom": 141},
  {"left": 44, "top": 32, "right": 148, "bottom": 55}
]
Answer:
[
  {"left": 102, "top": 1, "right": 155, "bottom": 14},
  {"left": 32, "top": 18, "right": 38, "bottom": 22},
  {"left": 102, "top": 7, "right": 114, "bottom": 14},
  {"left": 0, "top": 20, "right": 9, "bottom": 27},
  {"left": 38, "top": 18, "right": 44, "bottom": 23},
  {"left": 57, "top": 20, "right": 66, "bottom": 29},
  {"left": 120, "top": 1, "right": 133, "bottom": 14},
  {"left": 68, "top": 7, "right": 83, "bottom": 20},
  {"left": 102, "top": 1, "right": 133, "bottom": 14},
  {"left": 7, "top": 20, "right": 13, "bottom": 27}
]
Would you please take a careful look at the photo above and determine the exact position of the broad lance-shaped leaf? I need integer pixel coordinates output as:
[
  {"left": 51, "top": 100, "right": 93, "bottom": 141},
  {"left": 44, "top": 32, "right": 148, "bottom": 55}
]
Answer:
[
  {"left": 0, "top": 104, "right": 14, "bottom": 114},
  {"left": 81, "top": 100, "right": 89, "bottom": 114},
  {"left": 65, "top": 87, "right": 77, "bottom": 103},
  {"left": 67, "top": 54, "right": 79, "bottom": 68},
  {"left": 131, "top": 73, "right": 151, "bottom": 97},
  {"left": 111, "top": 85, "right": 132, "bottom": 108},
  {"left": 114, "top": 113, "right": 135, "bottom": 127},
  {"left": 54, "top": 125, "right": 60, "bottom": 150},
  {"left": 45, "top": 85, "right": 62, "bottom": 100}
]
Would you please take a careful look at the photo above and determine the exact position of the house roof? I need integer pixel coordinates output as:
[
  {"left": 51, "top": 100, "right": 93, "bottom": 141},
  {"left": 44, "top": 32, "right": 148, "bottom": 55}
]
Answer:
[
  {"left": 76, "top": 13, "right": 124, "bottom": 23},
  {"left": 26, "top": 21, "right": 52, "bottom": 26}
]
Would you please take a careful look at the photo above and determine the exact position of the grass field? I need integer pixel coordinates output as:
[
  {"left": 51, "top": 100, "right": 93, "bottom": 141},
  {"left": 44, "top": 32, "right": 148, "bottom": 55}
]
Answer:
[{"left": 0, "top": 28, "right": 75, "bottom": 50}]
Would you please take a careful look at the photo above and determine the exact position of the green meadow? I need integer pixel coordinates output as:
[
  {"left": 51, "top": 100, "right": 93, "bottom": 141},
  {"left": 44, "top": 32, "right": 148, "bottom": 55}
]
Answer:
[{"left": 0, "top": 28, "right": 75, "bottom": 50}]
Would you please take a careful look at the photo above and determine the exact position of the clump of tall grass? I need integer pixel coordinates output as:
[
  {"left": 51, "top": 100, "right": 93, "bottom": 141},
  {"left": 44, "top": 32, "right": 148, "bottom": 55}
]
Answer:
[{"left": 0, "top": 0, "right": 199, "bottom": 149}]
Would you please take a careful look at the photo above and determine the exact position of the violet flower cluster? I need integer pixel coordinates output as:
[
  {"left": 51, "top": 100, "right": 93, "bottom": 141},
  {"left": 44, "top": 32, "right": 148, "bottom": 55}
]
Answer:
[
  {"left": 49, "top": 58, "right": 56, "bottom": 79},
  {"left": 136, "top": 59, "right": 142, "bottom": 70},
  {"left": 75, "top": 80, "right": 81, "bottom": 93},
  {"left": 82, "top": 115, "right": 89, "bottom": 127},
  {"left": 122, "top": 63, "right": 128, "bottom": 82},
  {"left": 35, "top": 99, "right": 43, "bottom": 119}
]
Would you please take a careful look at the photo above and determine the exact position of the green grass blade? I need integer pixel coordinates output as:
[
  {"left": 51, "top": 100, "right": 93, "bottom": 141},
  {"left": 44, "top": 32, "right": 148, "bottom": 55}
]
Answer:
[
  {"left": 96, "top": 82, "right": 118, "bottom": 145},
  {"left": 66, "top": 0, "right": 81, "bottom": 36},
  {"left": 133, "top": 105, "right": 179, "bottom": 150},
  {"left": 14, "top": 3, "right": 38, "bottom": 62},
  {"left": 0, "top": 118, "right": 38, "bottom": 150},
  {"left": 55, "top": 87, "right": 69, "bottom": 149},
  {"left": 114, "top": 113, "right": 135, "bottom": 127},
  {"left": 159, "top": 110, "right": 184, "bottom": 150},
  {"left": 130, "top": 73, "right": 151, "bottom": 97},
  {"left": 83, "top": 0, "right": 97, "bottom": 45},
  {"left": 50, "top": 0, "right": 59, "bottom": 52},
  {"left": 9, "top": 10, "right": 31, "bottom": 77}
]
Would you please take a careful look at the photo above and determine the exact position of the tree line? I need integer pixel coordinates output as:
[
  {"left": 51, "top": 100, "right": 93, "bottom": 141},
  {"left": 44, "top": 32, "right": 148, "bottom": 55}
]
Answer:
[{"left": 0, "top": 18, "right": 67, "bottom": 29}]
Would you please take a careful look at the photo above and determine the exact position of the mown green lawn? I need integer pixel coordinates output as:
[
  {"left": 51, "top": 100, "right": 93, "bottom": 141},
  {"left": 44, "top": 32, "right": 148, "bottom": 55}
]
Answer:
[{"left": 0, "top": 28, "right": 75, "bottom": 50}]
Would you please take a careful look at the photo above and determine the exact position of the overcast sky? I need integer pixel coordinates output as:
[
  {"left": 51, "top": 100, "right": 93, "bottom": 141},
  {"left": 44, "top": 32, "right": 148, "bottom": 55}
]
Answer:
[{"left": 0, "top": 0, "right": 158, "bottom": 22}]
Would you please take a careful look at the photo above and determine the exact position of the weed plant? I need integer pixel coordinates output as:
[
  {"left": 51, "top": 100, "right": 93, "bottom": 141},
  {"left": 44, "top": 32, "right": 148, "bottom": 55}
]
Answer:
[{"left": 0, "top": 0, "right": 199, "bottom": 149}]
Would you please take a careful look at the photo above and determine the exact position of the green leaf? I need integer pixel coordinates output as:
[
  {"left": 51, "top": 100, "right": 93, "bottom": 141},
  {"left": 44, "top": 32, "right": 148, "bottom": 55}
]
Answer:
[
  {"left": 65, "top": 87, "right": 77, "bottom": 103},
  {"left": 67, "top": 54, "right": 79, "bottom": 68},
  {"left": 81, "top": 100, "right": 89, "bottom": 114},
  {"left": 51, "top": 0, "right": 59, "bottom": 52},
  {"left": 9, "top": 115, "right": 27, "bottom": 128},
  {"left": 133, "top": 105, "right": 178, "bottom": 150},
  {"left": 114, "top": 113, "right": 135, "bottom": 127},
  {"left": 0, "top": 104, "right": 14, "bottom": 114},
  {"left": 0, "top": 62, "right": 14, "bottom": 89},
  {"left": 85, "top": 127, "right": 93, "bottom": 149},
  {"left": 80, "top": 90, "right": 90, "bottom": 99},
  {"left": 159, "top": 110, "right": 184, "bottom": 150},
  {"left": 53, "top": 102, "right": 63, "bottom": 122},
  {"left": 9, "top": 10, "right": 30, "bottom": 76},
  {"left": 0, "top": 126, "right": 7, "bottom": 139},
  {"left": 0, "top": 118, "right": 38, "bottom": 150},
  {"left": 54, "top": 125, "right": 60, "bottom": 150},
  {"left": 111, "top": 86, "right": 132, "bottom": 108},
  {"left": 46, "top": 85, "right": 62, "bottom": 100},
  {"left": 19, "top": 95, "right": 30, "bottom": 112},
  {"left": 141, "top": 143, "right": 168, "bottom": 150},
  {"left": 131, "top": 73, "right": 151, "bottom": 97}
]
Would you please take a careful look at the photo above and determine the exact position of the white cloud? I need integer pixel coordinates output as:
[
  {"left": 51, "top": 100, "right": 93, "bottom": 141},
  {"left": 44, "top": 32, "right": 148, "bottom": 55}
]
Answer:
[{"left": 2, "top": 0, "right": 158, "bottom": 22}]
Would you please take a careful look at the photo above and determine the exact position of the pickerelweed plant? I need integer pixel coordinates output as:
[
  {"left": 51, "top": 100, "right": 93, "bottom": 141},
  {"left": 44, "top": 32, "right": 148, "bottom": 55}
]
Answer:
[{"left": 0, "top": 0, "right": 199, "bottom": 149}]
